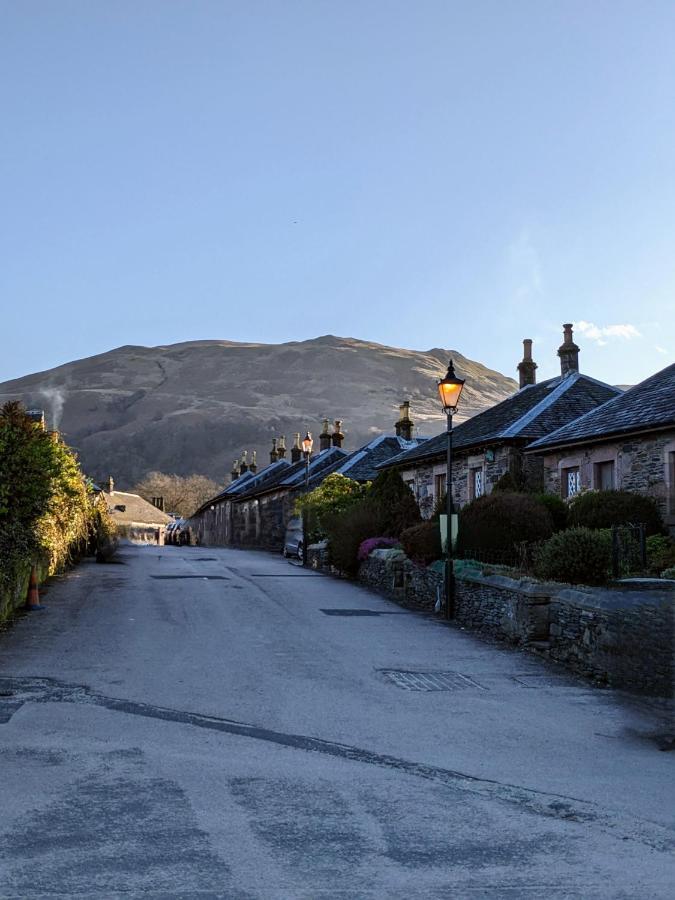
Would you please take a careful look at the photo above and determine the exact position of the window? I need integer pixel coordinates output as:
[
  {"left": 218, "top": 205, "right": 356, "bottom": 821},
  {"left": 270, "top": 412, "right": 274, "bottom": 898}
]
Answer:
[
  {"left": 470, "top": 467, "right": 484, "bottom": 499},
  {"left": 562, "top": 467, "right": 580, "bottom": 498},
  {"left": 594, "top": 460, "right": 615, "bottom": 491},
  {"left": 404, "top": 479, "right": 415, "bottom": 496},
  {"left": 434, "top": 473, "right": 447, "bottom": 499}
]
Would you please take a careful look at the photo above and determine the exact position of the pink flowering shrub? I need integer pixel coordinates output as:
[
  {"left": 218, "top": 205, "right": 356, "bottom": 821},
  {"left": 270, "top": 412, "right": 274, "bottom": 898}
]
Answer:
[{"left": 357, "top": 536, "right": 400, "bottom": 561}]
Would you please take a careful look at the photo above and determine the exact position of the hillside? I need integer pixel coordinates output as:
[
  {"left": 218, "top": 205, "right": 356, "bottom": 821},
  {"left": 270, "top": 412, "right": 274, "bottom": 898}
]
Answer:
[{"left": 0, "top": 336, "right": 518, "bottom": 486}]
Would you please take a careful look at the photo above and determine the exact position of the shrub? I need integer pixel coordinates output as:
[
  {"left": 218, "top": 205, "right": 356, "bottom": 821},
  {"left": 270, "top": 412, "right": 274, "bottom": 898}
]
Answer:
[
  {"left": 533, "top": 527, "right": 612, "bottom": 585},
  {"left": 357, "top": 536, "right": 400, "bottom": 561},
  {"left": 400, "top": 521, "right": 443, "bottom": 566},
  {"left": 295, "top": 473, "right": 370, "bottom": 541},
  {"left": 492, "top": 471, "right": 526, "bottom": 493},
  {"left": 661, "top": 567, "right": 675, "bottom": 580},
  {"left": 533, "top": 493, "right": 569, "bottom": 532},
  {"left": 645, "top": 535, "right": 675, "bottom": 576},
  {"left": 368, "top": 469, "right": 421, "bottom": 537},
  {"left": 325, "top": 502, "right": 381, "bottom": 576},
  {"left": 569, "top": 490, "right": 664, "bottom": 537},
  {"left": 457, "top": 492, "right": 553, "bottom": 558}
]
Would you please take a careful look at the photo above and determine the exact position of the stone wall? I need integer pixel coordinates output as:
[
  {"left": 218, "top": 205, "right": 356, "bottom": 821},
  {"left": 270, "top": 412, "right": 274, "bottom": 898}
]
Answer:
[
  {"left": 352, "top": 551, "right": 674, "bottom": 696},
  {"left": 192, "top": 489, "right": 298, "bottom": 552},
  {"left": 540, "top": 429, "right": 675, "bottom": 531}
]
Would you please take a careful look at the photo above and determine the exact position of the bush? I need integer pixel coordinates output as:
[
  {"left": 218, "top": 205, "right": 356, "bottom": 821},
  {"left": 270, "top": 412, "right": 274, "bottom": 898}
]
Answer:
[
  {"left": 645, "top": 535, "right": 675, "bottom": 576},
  {"left": 569, "top": 490, "right": 664, "bottom": 537},
  {"left": 325, "top": 502, "right": 382, "bottom": 576},
  {"left": 357, "top": 536, "right": 400, "bottom": 561},
  {"left": 533, "top": 493, "right": 569, "bottom": 532},
  {"left": 492, "top": 471, "right": 526, "bottom": 493},
  {"left": 457, "top": 492, "right": 553, "bottom": 558},
  {"left": 295, "top": 473, "right": 370, "bottom": 541},
  {"left": 661, "top": 567, "right": 675, "bottom": 580},
  {"left": 368, "top": 469, "right": 421, "bottom": 537},
  {"left": 400, "top": 522, "right": 443, "bottom": 566},
  {"left": 533, "top": 527, "right": 612, "bottom": 585}
]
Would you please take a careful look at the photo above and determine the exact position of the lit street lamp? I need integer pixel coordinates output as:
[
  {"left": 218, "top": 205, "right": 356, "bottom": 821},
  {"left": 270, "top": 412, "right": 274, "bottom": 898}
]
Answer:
[
  {"left": 301, "top": 431, "right": 313, "bottom": 566},
  {"left": 437, "top": 360, "right": 465, "bottom": 619}
]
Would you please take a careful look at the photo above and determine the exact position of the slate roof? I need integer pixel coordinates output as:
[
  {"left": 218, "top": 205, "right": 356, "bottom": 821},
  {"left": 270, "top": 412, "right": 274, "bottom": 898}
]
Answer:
[
  {"left": 233, "top": 446, "right": 348, "bottom": 501},
  {"left": 378, "top": 373, "right": 621, "bottom": 469},
  {"left": 528, "top": 362, "right": 675, "bottom": 451},
  {"left": 333, "top": 434, "right": 427, "bottom": 482},
  {"left": 103, "top": 490, "right": 173, "bottom": 526}
]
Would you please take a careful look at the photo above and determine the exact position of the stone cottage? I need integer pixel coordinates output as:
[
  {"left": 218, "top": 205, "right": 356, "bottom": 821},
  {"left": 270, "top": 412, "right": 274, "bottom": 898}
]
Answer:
[
  {"left": 527, "top": 361, "right": 675, "bottom": 531},
  {"left": 378, "top": 327, "right": 621, "bottom": 517},
  {"left": 190, "top": 404, "right": 428, "bottom": 552},
  {"left": 102, "top": 477, "right": 173, "bottom": 544}
]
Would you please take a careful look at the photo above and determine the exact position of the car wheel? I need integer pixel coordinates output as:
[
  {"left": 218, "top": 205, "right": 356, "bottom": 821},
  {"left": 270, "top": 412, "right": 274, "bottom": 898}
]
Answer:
[{"left": 297, "top": 541, "right": 303, "bottom": 560}]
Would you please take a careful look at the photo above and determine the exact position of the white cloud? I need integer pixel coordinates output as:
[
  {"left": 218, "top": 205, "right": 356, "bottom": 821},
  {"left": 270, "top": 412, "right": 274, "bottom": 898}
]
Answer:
[
  {"left": 655, "top": 345, "right": 668, "bottom": 354},
  {"left": 575, "top": 320, "right": 642, "bottom": 346}
]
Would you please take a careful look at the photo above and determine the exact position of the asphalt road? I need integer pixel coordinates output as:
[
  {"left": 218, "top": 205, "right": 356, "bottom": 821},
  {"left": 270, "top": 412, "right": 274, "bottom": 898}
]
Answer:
[{"left": 0, "top": 544, "right": 673, "bottom": 899}]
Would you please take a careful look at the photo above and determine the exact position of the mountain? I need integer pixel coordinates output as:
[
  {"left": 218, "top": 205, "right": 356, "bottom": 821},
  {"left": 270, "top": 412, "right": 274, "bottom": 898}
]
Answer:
[{"left": 0, "top": 336, "right": 518, "bottom": 487}]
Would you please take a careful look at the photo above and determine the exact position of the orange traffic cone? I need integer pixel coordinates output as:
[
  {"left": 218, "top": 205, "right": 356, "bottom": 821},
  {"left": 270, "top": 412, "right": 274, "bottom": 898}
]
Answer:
[{"left": 25, "top": 566, "right": 45, "bottom": 611}]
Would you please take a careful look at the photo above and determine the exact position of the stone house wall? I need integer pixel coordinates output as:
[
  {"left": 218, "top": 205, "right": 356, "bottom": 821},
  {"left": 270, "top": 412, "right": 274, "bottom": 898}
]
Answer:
[
  {"left": 539, "top": 429, "right": 675, "bottom": 530},
  {"left": 400, "top": 442, "right": 544, "bottom": 519}
]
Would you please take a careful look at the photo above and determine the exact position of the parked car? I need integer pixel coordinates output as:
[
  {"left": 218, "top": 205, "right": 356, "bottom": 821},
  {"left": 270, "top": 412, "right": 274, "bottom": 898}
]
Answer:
[{"left": 283, "top": 516, "right": 304, "bottom": 559}]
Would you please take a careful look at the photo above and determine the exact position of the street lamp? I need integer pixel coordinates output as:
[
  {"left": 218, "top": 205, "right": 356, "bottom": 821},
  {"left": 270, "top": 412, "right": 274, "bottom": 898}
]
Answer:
[
  {"left": 301, "top": 431, "right": 313, "bottom": 566},
  {"left": 437, "top": 360, "right": 465, "bottom": 619}
]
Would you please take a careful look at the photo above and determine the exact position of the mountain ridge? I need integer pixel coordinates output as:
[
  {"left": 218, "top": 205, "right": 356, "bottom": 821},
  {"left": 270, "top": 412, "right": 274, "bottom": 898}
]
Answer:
[{"left": 0, "top": 335, "right": 518, "bottom": 487}]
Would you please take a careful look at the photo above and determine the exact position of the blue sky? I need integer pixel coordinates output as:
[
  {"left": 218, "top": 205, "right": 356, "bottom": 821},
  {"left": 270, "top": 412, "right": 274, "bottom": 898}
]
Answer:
[{"left": 1, "top": 0, "right": 674, "bottom": 386}]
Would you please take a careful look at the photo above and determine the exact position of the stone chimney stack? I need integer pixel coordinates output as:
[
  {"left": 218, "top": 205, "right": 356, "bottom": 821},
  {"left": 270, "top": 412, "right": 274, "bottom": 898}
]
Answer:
[
  {"left": 331, "top": 419, "right": 345, "bottom": 448},
  {"left": 107, "top": 476, "right": 114, "bottom": 494},
  {"left": 395, "top": 401, "right": 414, "bottom": 441},
  {"left": 231, "top": 459, "right": 241, "bottom": 482},
  {"left": 291, "top": 433, "right": 302, "bottom": 464},
  {"left": 517, "top": 339, "right": 538, "bottom": 388},
  {"left": 151, "top": 496, "right": 165, "bottom": 512},
  {"left": 277, "top": 435, "right": 287, "bottom": 459},
  {"left": 249, "top": 451, "right": 258, "bottom": 474},
  {"left": 239, "top": 450, "right": 249, "bottom": 474},
  {"left": 319, "top": 418, "right": 332, "bottom": 451},
  {"left": 558, "top": 323, "right": 580, "bottom": 376},
  {"left": 269, "top": 438, "right": 278, "bottom": 464}
]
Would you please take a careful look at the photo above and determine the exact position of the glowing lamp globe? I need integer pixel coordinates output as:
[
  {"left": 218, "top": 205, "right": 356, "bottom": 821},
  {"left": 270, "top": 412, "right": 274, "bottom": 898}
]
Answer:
[
  {"left": 301, "top": 431, "right": 314, "bottom": 455},
  {"left": 437, "top": 360, "right": 465, "bottom": 414}
]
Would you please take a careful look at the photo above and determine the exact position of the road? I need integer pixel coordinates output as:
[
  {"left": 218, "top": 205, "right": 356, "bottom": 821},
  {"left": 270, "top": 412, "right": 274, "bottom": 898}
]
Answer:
[{"left": 0, "top": 544, "right": 673, "bottom": 899}]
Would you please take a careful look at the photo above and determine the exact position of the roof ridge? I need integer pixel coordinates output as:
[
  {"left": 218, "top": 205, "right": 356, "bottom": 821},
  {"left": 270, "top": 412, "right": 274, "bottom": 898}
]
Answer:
[{"left": 500, "top": 373, "right": 582, "bottom": 438}]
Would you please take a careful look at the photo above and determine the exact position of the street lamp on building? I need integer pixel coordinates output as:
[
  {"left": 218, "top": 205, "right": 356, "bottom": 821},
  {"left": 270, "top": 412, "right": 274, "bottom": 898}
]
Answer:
[
  {"left": 301, "top": 431, "right": 313, "bottom": 566},
  {"left": 437, "top": 360, "right": 465, "bottom": 619}
]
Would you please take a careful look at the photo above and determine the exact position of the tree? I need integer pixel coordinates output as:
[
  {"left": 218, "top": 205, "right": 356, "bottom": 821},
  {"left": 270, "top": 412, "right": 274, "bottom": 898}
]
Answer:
[
  {"left": 368, "top": 469, "right": 421, "bottom": 537},
  {"left": 133, "top": 472, "right": 222, "bottom": 518},
  {"left": 295, "top": 473, "right": 370, "bottom": 540}
]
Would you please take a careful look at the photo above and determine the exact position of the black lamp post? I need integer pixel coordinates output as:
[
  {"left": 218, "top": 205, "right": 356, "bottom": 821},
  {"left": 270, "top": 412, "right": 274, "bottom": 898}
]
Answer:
[
  {"left": 301, "top": 431, "right": 313, "bottom": 566},
  {"left": 437, "top": 360, "right": 465, "bottom": 619}
]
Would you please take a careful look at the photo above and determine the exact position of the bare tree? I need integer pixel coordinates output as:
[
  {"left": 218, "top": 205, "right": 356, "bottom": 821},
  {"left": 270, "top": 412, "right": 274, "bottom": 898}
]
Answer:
[{"left": 133, "top": 472, "right": 221, "bottom": 518}]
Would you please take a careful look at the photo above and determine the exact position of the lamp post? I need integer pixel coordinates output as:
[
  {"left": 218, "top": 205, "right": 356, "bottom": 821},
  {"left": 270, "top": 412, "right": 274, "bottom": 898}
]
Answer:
[
  {"left": 437, "top": 360, "right": 465, "bottom": 620},
  {"left": 301, "top": 431, "right": 313, "bottom": 566}
]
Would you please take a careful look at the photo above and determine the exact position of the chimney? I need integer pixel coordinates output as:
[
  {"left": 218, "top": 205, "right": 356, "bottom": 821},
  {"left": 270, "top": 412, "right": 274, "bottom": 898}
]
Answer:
[
  {"left": 558, "top": 323, "right": 580, "bottom": 376},
  {"left": 231, "top": 459, "right": 240, "bottom": 482},
  {"left": 319, "top": 418, "right": 332, "bottom": 451},
  {"left": 26, "top": 408, "right": 46, "bottom": 429},
  {"left": 269, "top": 438, "right": 278, "bottom": 464},
  {"left": 239, "top": 450, "right": 249, "bottom": 474},
  {"left": 151, "top": 496, "right": 165, "bottom": 512},
  {"left": 277, "top": 435, "right": 287, "bottom": 459},
  {"left": 395, "top": 401, "right": 414, "bottom": 441},
  {"left": 107, "top": 476, "right": 114, "bottom": 494},
  {"left": 517, "top": 339, "right": 538, "bottom": 388},
  {"left": 331, "top": 419, "right": 345, "bottom": 448},
  {"left": 291, "top": 432, "right": 302, "bottom": 464},
  {"left": 249, "top": 451, "right": 258, "bottom": 474}
]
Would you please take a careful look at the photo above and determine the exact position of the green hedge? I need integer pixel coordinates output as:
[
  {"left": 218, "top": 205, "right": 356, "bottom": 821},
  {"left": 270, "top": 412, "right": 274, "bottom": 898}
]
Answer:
[
  {"left": 533, "top": 527, "right": 612, "bottom": 585},
  {"left": 569, "top": 490, "right": 664, "bottom": 536}
]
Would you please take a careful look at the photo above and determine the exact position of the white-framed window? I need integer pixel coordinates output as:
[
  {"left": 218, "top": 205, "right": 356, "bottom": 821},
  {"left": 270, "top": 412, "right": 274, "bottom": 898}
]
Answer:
[
  {"left": 470, "top": 467, "right": 483, "bottom": 499},
  {"left": 563, "top": 466, "right": 581, "bottom": 498}
]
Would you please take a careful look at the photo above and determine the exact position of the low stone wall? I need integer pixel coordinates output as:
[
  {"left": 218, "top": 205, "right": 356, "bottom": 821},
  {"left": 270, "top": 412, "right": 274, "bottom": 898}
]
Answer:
[{"left": 353, "top": 551, "right": 674, "bottom": 697}]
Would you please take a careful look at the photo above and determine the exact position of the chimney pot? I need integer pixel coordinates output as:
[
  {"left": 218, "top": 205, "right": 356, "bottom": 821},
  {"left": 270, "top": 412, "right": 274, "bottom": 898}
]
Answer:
[
  {"left": 558, "top": 323, "right": 580, "bottom": 376},
  {"left": 395, "top": 400, "right": 414, "bottom": 441},
  {"left": 331, "top": 419, "right": 345, "bottom": 448},
  {"left": 517, "top": 338, "right": 538, "bottom": 388},
  {"left": 319, "top": 417, "right": 332, "bottom": 451},
  {"left": 277, "top": 435, "right": 287, "bottom": 459},
  {"left": 291, "top": 432, "right": 302, "bottom": 464},
  {"left": 107, "top": 476, "right": 114, "bottom": 494},
  {"left": 270, "top": 438, "right": 278, "bottom": 464}
]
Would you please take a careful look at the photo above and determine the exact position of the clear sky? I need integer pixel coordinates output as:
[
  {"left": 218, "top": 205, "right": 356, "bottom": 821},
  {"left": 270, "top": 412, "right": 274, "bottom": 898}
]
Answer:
[{"left": 1, "top": 0, "right": 674, "bottom": 386}]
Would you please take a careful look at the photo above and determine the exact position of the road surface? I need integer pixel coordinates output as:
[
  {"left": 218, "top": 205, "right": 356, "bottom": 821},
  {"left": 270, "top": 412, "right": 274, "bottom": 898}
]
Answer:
[{"left": 0, "top": 544, "right": 673, "bottom": 898}]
